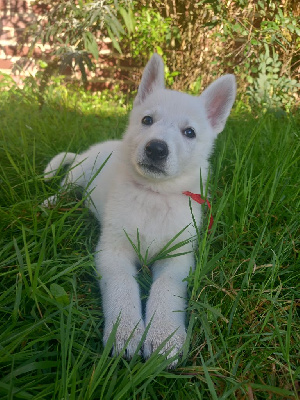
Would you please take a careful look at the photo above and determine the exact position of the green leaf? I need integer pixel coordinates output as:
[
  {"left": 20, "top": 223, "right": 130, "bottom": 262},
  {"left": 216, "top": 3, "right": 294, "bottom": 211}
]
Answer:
[
  {"left": 119, "top": 7, "right": 135, "bottom": 35},
  {"left": 249, "top": 383, "right": 294, "bottom": 397},
  {"left": 83, "top": 32, "right": 99, "bottom": 60},
  {"left": 50, "top": 283, "right": 69, "bottom": 305},
  {"left": 200, "top": 355, "right": 219, "bottom": 400},
  {"left": 38, "top": 60, "right": 48, "bottom": 69},
  {"left": 107, "top": 27, "right": 122, "bottom": 53}
]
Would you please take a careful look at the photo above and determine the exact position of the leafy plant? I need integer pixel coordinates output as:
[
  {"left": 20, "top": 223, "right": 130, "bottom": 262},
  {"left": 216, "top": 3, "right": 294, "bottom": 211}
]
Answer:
[
  {"left": 24, "top": 0, "right": 135, "bottom": 95},
  {"left": 134, "top": 0, "right": 299, "bottom": 111},
  {"left": 247, "top": 44, "right": 300, "bottom": 110},
  {"left": 30, "top": 0, "right": 134, "bottom": 56},
  {"left": 18, "top": 0, "right": 299, "bottom": 111},
  {"left": 126, "top": 7, "right": 172, "bottom": 59},
  {"left": 121, "top": 5, "right": 181, "bottom": 86}
]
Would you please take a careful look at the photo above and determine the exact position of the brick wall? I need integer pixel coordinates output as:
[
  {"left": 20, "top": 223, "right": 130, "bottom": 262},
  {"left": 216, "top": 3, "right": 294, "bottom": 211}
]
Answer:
[
  {"left": 0, "top": 0, "right": 41, "bottom": 84},
  {"left": 0, "top": 0, "right": 140, "bottom": 90}
]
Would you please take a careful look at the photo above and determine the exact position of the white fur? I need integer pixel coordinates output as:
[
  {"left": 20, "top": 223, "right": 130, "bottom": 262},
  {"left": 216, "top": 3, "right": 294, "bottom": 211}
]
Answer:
[{"left": 43, "top": 54, "right": 236, "bottom": 367}]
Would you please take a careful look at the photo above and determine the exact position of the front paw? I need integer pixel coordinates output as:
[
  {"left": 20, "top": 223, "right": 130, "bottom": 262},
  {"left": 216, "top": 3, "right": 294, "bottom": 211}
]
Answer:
[
  {"left": 143, "top": 320, "right": 186, "bottom": 368},
  {"left": 103, "top": 318, "right": 145, "bottom": 359}
]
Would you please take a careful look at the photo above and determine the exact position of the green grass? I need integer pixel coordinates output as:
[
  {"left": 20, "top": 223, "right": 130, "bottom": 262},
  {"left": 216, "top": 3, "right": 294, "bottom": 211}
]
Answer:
[{"left": 0, "top": 81, "right": 299, "bottom": 399}]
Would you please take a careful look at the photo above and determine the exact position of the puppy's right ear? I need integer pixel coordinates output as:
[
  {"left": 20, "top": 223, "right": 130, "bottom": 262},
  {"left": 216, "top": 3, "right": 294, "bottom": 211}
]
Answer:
[{"left": 134, "top": 54, "right": 165, "bottom": 105}]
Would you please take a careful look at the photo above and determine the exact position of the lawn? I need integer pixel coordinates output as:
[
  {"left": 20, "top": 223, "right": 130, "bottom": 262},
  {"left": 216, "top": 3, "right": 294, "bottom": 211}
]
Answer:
[{"left": 0, "top": 81, "right": 299, "bottom": 399}]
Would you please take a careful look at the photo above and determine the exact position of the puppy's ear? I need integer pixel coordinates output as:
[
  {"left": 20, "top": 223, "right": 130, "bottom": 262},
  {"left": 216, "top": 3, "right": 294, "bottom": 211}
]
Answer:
[
  {"left": 200, "top": 75, "right": 236, "bottom": 135},
  {"left": 134, "top": 54, "right": 165, "bottom": 105}
]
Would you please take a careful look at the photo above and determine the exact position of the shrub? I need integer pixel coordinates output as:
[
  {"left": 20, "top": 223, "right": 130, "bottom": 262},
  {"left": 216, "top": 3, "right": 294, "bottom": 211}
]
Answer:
[
  {"left": 24, "top": 0, "right": 134, "bottom": 96},
  {"left": 132, "top": 0, "right": 299, "bottom": 110},
  {"left": 21, "top": 0, "right": 299, "bottom": 111}
]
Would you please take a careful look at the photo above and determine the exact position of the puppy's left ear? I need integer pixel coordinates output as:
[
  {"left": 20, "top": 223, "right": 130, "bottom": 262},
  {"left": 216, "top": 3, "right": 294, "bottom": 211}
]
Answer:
[
  {"left": 134, "top": 53, "right": 165, "bottom": 105},
  {"left": 200, "top": 75, "right": 236, "bottom": 135}
]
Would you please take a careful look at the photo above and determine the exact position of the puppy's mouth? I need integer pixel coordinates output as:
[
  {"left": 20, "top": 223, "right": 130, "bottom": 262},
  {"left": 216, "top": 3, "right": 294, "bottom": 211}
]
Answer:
[{"left": 137, "top": 162, "right": 167, "bottom": 176}]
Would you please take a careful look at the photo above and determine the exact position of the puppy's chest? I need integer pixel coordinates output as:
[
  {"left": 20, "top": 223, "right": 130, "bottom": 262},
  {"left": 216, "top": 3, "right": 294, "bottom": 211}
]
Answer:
[{"left": 105, "top": 188, "right": 199, "bottom": 254}]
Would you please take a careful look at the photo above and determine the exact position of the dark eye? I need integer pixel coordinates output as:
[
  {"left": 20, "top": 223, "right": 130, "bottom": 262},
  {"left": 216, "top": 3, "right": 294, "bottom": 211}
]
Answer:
[
  {"left": 142, "top": 115, "right": 153, "bottom": 125},
  {"left": 183, "top": 127, "right": 196, "bottom": 138}
]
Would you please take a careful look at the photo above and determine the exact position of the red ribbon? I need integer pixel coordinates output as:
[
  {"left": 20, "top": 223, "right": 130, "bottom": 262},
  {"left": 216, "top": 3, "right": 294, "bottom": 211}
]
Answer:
[{"left": 183, "top": 191, "right": 213, "bottom": 231}]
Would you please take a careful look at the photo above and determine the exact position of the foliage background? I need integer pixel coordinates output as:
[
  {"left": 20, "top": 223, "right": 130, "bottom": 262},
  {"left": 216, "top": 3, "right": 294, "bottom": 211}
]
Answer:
[{"left": 27, "top": 0, "right": 300, "bottom": 111}]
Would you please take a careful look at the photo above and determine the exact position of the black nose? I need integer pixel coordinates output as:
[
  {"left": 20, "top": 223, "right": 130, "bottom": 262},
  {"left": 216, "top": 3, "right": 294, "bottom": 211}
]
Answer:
[{"left": 145, "top": 140, "right": 169, "bottom": 161}]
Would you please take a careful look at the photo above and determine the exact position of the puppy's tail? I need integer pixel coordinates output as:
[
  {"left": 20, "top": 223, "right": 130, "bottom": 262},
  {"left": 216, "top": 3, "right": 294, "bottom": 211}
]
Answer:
[{"left": 44, "top": 152, "right": 76, "bottom": 180}]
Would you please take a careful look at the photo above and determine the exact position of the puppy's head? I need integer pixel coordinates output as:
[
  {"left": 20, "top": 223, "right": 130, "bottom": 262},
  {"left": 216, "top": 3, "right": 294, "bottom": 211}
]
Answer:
[{"left": 124, "top": 54, "right": 236, "bottom": 187}]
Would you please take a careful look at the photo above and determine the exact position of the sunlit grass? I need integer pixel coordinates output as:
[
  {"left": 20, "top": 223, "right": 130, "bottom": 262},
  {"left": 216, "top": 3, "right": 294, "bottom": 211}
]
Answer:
[{"left": 0, "top": 84, "right": 299, "bottom": 399}]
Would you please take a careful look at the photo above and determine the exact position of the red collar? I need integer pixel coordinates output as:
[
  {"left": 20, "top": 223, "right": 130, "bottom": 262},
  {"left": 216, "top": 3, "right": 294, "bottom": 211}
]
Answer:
[{"left": 183, "top": 191, "right": 213, "bottom": 231}]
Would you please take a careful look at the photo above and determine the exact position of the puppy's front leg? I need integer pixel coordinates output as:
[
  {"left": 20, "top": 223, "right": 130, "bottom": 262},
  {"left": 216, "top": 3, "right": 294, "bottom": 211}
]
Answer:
[
  {"left": 95, "top": 240, "right": 144, "bottom": 358},
  {"left": 144, "top": 253, "right": 194, "bottom": 367}
]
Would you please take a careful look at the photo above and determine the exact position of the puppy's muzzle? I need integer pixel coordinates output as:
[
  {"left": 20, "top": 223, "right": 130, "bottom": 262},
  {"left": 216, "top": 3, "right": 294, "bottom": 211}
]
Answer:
[{"left": 145, "top": 140, "right": 169, "bottom": 162}]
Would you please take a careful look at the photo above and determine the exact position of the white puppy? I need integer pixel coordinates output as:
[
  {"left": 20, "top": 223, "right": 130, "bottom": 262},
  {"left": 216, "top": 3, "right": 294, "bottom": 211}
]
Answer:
[{"left": 43, "top": 54, "right": 236, "bottom": 367}]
